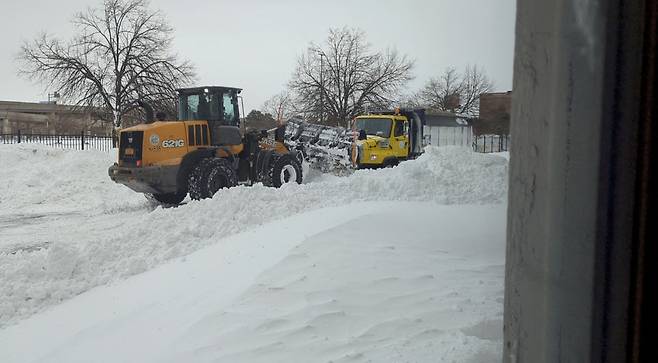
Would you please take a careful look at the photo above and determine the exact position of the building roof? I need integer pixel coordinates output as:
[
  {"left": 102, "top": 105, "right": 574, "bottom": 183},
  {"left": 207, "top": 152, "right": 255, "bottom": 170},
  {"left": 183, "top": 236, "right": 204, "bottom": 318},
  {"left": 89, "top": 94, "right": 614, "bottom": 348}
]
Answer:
[
  {"left": 176, "top": 86, "right": 242, "bottom": 94},
  {"left": 0, "top": 100, "right": 81, "bottom": 114},
  {"left": 480, "top": 91, "right": 513, "bottom": 98},
  {"left": 424, "top": 110, "right": 470, "bottom": 127}
]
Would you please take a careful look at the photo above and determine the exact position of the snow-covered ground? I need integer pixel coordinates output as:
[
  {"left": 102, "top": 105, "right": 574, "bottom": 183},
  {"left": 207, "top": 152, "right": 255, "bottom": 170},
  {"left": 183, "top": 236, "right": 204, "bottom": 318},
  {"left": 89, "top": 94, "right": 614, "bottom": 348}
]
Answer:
[{"left": 0, "top": 144, "right": 508, "bottom": 362}]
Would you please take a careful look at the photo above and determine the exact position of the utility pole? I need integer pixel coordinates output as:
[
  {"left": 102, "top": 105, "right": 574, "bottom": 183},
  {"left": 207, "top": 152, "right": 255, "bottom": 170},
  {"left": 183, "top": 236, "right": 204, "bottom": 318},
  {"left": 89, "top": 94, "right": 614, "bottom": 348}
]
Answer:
[
  {"left": 319, "top": 52, "right": 324, "bottom": 124},
  {"left": 311, "top": 48, "right": 327, "bottom": 124}
]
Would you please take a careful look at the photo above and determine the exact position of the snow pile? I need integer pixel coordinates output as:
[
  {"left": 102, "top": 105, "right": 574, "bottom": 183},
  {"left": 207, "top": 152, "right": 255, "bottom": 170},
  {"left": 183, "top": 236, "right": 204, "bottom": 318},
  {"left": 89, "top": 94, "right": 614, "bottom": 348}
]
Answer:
[
  {"left": 0, "top": 144, "right": 144, "bottom": 216},
  {"left": 0, "top": 145, "right": 507, "bottom": 327},
  {"left": 0, "top": 203, "right": 506, "bottom": 363}
]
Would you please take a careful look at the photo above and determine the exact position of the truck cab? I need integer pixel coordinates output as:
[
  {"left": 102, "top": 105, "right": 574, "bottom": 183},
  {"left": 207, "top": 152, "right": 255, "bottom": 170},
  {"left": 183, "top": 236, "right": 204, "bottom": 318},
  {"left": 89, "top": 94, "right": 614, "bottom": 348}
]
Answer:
[{"left": 353, "top": 109, "right": 425, "bottom": 168}]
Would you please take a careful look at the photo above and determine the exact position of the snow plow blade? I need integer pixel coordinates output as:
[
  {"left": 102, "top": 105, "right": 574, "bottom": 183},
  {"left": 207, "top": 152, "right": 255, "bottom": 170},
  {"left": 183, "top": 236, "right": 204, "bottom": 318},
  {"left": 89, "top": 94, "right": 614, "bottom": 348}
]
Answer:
[
  {"left": 284, "top": 118, "right": 356, "bottom": 175},
  {"left": 283, "top": 109, "right": 425, "bottom": 174}
]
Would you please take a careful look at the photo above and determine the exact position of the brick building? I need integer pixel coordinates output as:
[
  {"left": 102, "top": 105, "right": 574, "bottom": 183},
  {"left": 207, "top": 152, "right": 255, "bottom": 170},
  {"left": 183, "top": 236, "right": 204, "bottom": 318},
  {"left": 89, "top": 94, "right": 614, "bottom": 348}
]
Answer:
[
  {"left": 474, "top": 91, "right": 512, "bottom": 135},
  {"left": 0, "top": 101, "right": 113, "bottom": 136}
]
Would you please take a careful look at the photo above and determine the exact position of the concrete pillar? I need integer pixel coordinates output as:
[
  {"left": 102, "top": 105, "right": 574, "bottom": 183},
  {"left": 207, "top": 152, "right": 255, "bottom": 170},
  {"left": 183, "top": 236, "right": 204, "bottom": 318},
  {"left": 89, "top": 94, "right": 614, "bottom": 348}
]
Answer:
[
  {"left": 504, "top": 0, "right": 606, "bottom": 361},
  {"left": 505, "top": 0, "right": 650, "bottom": 360}
]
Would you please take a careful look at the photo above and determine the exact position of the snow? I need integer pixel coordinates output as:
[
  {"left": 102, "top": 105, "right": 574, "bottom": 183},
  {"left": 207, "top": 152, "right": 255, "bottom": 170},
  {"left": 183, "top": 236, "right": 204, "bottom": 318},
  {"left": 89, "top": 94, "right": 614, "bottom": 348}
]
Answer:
[
  {"left": 0, "top": 143, "right": 508, "bottom": 362},
  {"left": 0, "top": 145, "right": 144, "bottom": 216},
  {"left": 491, "top": 151, "right": 510, "bottom": 161},
  {"left": 0, "top": 203, "right": 505, "bottom": 363}
]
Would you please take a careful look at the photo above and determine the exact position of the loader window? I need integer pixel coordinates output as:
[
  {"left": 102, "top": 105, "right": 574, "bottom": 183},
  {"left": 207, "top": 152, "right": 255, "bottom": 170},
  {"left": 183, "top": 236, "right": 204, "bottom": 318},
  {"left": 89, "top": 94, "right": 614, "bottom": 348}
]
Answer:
[
  {"left": 178, "top": 93, "right": 221, "bottom": 121},
  {"left": 223, "top": 93, "right": 237, "bottom": 125}
]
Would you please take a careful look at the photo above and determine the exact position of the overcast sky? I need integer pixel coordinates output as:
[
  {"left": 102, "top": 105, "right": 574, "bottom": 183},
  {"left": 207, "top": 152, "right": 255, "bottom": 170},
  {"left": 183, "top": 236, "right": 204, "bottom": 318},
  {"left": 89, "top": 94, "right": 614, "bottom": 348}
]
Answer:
[{"left": 0, "top": 0, "right": 516, "bottom": 112}]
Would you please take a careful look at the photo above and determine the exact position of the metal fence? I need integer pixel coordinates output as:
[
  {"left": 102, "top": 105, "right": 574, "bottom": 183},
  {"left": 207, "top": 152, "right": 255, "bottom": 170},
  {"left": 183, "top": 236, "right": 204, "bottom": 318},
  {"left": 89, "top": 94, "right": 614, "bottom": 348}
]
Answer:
[
  {"left": 1, "top": 129, "right": 510, "bottom": 154},
  {"left": 1, "top": 131, "right": 115, "bottom": 151},
  {"left": 472, "top": 134, "right": 510, "bottom": 153}
]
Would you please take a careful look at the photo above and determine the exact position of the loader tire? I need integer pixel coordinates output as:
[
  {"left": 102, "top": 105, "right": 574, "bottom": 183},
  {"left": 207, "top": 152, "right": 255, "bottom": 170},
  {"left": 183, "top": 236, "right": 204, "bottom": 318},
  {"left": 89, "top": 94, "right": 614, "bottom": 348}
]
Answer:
[
  {"left": 188, "top": 158, "right": 237, "bottom": 200},
  {"left": 146, "top": 191, "right": 186, "bottom": 205},
  {"left": 205, "top": 158, "right": 238, "bottom": 197},
  {"left": 187, "top": 160, "right": 207, "bottom": 200},
  {"left": 263, "top": 154, "right": 303, "bottom": 188}
]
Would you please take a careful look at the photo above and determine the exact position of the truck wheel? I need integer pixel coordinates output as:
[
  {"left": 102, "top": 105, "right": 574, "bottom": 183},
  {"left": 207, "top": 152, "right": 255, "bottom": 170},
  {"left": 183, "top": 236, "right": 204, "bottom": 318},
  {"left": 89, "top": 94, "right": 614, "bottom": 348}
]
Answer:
[
  {"left": 383, "top": 158, "right": 399, "bottom": 168},
  {"left": 146, "top": 192, "right": 186, "bottom": 205},
  {"left": 188, "top": 158, "right": 237, "bottom": 200},
  {"left": 264, "top": 154, "right": 303, "bottom": 187}
]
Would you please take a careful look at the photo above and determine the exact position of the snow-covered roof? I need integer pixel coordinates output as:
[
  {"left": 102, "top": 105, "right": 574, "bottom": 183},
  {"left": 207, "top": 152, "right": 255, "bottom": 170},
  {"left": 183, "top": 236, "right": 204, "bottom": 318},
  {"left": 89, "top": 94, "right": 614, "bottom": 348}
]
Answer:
[{"left": 424, "top": 112, "right": 471, "bottom": 127}]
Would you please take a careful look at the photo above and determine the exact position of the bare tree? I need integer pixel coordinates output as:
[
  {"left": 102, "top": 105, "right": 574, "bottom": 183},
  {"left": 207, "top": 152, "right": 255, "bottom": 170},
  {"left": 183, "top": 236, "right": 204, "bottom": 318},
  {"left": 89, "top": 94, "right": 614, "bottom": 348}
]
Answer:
[
  {"left": 419, "top": 65, "right": 493, "bottom": 116},
  {"left": 459, "top": 65, "right": 494, "bottom": 115},
  {"left": 418, "top": 67, "right": 463, "bottom": 112},
  {"left": 18, "top": 0, "right": 194, "bottom": 128},
  {"left": 289, "top": 28, "right": 414, "bottom": 127},
  {"left": 262, "top": 90, "right": 295, "bottom": 125}
]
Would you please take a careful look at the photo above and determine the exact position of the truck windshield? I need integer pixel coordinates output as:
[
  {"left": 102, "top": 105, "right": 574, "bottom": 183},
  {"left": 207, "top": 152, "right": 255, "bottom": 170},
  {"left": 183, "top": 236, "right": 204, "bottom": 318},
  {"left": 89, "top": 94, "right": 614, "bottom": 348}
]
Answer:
[{"left": 355, "top": 118, "right": 392, "bottom": 138}]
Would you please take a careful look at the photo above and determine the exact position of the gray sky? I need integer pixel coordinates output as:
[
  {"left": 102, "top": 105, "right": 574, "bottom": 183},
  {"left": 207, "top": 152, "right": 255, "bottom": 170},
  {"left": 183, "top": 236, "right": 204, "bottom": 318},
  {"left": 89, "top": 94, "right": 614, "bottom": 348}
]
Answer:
[{"left": 0, "top": 0, "right": 516, "bottom": 112}]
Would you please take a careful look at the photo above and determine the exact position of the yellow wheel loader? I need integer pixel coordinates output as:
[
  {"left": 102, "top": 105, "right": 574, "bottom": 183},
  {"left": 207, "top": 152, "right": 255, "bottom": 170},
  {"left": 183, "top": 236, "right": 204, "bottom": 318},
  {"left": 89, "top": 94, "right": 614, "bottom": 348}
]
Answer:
[{"left": 108, "top": 86, "right": 303, "bottom": 205}]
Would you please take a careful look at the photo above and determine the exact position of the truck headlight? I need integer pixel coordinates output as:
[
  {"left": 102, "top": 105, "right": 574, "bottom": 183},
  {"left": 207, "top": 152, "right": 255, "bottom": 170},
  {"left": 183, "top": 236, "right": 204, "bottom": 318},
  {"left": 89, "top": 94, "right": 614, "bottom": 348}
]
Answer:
[
  {"left": 378, "top": 140, "right": 390, "bottom": 148},
  {"left": 370, "top": 155, "right": 378, "bottom": 160}
]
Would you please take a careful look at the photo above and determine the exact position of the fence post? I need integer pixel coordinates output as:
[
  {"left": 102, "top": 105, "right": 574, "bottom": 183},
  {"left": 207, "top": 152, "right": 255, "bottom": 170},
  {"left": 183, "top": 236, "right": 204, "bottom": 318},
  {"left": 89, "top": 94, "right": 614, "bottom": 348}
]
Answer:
[
  {"left": 468, "top": 128, "right": 472, "bottom": 149},
  {"left": 17, "top": 130, "right": 21, "bottom": 144},
  {"left": 112, "top": 128, "right": 117, "bottom": 148},
  {"left": 81, "top": 131, "right": 85, "bottom": 150}
]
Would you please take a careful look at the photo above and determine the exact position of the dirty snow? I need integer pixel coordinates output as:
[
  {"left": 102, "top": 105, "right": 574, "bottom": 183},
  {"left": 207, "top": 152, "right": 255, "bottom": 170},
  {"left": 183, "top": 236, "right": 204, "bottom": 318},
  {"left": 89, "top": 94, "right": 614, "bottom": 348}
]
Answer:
[{"left": 0, "top": 143, "right": 508, "bottom": 362}]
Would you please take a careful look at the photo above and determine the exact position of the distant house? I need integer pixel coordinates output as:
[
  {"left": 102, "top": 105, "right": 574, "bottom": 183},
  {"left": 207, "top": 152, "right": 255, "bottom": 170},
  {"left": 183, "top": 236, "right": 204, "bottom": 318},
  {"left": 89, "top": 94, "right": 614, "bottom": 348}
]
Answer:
[
  {"left": 475, "top": 91, "right": 512, "bottom": 135},
  {"left": 423, "top": 110, "right": 472, "bottom": 147},
  {"left": 0, "top": 100, "right": 113, "bottom": 136}
]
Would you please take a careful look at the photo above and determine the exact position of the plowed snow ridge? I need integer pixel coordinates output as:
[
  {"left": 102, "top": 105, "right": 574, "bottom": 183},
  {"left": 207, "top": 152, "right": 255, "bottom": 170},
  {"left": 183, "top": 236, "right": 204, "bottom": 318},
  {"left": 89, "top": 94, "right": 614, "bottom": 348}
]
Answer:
[{"left": 0, "top": 144, "right": 507, "bottom": 327}]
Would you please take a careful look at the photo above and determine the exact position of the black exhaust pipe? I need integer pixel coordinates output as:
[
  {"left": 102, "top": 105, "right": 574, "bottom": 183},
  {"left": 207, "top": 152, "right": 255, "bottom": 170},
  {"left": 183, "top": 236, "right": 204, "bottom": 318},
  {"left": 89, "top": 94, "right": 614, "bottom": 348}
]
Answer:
[{"left": 138, "top": 100, "right": 154, "bottom": 123}]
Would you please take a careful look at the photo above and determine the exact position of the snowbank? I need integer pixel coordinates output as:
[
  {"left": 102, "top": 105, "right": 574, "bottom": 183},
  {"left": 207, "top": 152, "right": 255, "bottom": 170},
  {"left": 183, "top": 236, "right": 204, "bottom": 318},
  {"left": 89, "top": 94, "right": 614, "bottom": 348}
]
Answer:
[
  {"left": 0, "top": 144, "right": 144, "bottom": 216},
  {"left": 0, "top": 145, "right": 507, "bottom": 327},
  {"left": 0, "top": 202, "right": 506, "bottom": 363}
]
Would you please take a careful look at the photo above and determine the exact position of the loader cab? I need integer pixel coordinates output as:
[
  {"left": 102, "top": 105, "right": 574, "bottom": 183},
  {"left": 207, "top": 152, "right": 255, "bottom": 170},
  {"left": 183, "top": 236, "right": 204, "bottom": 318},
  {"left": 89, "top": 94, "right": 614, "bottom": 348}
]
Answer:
[
  {"left": 177, "top": 86, "right": 243, "bottom": 146},
  {"left": 177, "top": 86, "right": 241, "bottom": 126}
]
